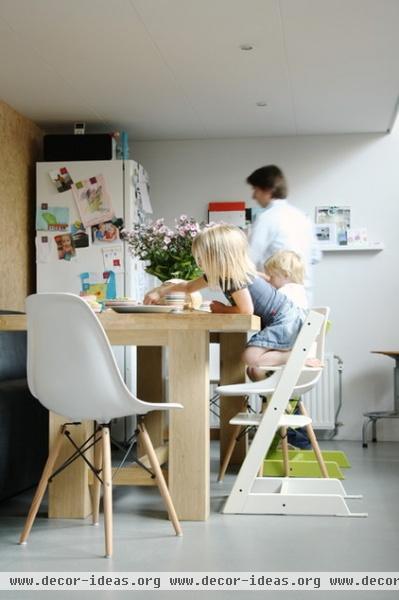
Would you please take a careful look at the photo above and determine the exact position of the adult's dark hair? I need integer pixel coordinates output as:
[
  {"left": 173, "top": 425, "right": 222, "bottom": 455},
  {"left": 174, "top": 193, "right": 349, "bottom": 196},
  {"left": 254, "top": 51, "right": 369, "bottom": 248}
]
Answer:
[{"left": 246, "top": 165, "right": 288, "bottom": 199}]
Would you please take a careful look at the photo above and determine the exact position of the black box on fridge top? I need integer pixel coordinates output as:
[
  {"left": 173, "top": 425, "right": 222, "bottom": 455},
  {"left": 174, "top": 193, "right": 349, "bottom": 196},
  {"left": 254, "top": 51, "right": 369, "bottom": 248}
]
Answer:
[{"left": 43, "top": 134, "right": 114, "bottom": 161}]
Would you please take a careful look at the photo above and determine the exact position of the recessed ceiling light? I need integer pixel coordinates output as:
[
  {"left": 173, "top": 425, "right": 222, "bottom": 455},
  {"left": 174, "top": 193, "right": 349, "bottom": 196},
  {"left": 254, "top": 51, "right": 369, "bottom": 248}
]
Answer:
[
  {"left": 256, "top": 101, "right": 268, "bottom": 107},
  {"left": 240, "top": 44, "right": 254, "bottom": 51}
]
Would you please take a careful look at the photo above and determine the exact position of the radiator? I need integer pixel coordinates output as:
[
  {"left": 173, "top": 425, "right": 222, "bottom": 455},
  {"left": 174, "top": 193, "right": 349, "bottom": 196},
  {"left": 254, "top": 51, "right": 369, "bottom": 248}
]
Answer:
[{"left": 302, "top": 352, "right": 335, "bottom": 430}]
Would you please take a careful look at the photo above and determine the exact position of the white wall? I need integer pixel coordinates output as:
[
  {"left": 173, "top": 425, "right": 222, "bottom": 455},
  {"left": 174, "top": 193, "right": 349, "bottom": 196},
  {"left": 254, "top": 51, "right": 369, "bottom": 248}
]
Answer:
[{"left": 134, "top": 130, "right": 399, "bottom": 441}]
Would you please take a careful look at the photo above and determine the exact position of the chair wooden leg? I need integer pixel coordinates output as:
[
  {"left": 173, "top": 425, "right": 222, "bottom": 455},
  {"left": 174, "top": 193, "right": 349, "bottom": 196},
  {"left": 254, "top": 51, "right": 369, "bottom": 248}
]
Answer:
[
  {"left": 19, "top": 425, "right": 65, "bottom": 544},
  {"left": 92, "top": 426, "right": 103, "bottom": 526},
  {"left": 281, "top": 427, "right": 290, "bottom": 476},
  {"left": 218, "top": 424, "right": 242, "bottom": 482},
  {"left": 101, "top": 426, "right": 113, "bottom": 557},
  {"left": 298, "top": 402, "right": 329, "bottom": 478},
  {"left": 138, "top": 421, "right": 182, "bottom": 536}
]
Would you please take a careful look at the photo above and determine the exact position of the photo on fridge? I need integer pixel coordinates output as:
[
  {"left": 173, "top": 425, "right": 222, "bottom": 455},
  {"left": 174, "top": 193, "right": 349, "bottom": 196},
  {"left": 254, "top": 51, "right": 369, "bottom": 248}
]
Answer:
[
  {"left": 54, "top": 233, "right": 76, "bottom": 261},
  {"left": 71, "top": 220, "right": 89, "bottom": 248},
  {"left": 72, "top": 174, "right": 114, "bottom": 227},
  {"left": 48, "top": 167, "right": 74, "bottom": 192},
  {"left": 36, "top": 205, "right": 69, "bottom": 232},
  {"left": 91, "top": 220, "right": 119, "bottom": 243}
]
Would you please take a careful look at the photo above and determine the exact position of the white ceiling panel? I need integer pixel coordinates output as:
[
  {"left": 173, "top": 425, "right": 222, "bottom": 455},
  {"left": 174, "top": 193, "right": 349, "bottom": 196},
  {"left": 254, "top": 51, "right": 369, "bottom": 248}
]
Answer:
[
  {"left": 0, "top": 0, "right": 398, "bottom": 139},
  {"left": 280, "top": 0, "right": 399, "bottom": 134},
  {"left": 131, "top": 0, "right": 297, "bottom": 136}
]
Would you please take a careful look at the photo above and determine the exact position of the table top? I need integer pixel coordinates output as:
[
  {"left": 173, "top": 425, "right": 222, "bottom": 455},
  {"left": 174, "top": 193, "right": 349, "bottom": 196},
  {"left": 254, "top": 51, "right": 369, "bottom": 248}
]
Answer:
[
  {"left": 0, "top": 310, "right": 260, "bottom": 334},
  {"left": 371, "top": 351, "right": 399, "bottom": 359}
]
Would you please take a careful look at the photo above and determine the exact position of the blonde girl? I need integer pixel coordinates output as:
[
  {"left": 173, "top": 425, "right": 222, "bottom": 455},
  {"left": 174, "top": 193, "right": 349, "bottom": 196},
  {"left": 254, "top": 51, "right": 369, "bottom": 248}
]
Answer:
[{"left": 144, "top": 224, "right": 305, "bottom": 379}]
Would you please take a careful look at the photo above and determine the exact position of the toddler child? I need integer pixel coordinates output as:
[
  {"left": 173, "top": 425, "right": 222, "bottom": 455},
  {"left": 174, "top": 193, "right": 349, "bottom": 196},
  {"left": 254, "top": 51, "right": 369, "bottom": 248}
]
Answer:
[{"left": 264, "top": 250, "right": 308, "bottom": 309}]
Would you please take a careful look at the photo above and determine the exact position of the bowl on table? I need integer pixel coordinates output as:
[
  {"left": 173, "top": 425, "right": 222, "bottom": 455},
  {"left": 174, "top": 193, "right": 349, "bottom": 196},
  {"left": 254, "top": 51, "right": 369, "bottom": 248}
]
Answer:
[{"left": 164, "top": 292, "right": 186, "bottom": 310}]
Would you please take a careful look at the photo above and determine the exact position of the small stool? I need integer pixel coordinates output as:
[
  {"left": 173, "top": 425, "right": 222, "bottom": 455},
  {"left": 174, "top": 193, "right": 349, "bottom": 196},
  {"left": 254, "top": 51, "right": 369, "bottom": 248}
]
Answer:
[{"left": 363, "top": 351, "right": 399, "bottom": 448}]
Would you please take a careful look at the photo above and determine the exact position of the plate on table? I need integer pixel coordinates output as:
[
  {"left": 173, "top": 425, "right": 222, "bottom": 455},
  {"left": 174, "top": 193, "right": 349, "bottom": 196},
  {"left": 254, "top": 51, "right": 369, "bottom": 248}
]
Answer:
[
  {"left": 111, "top": 304, "right": 178, "bottom": 313},
  {"left": 104, "top": 299, "right": 137, "bottom": 307}
]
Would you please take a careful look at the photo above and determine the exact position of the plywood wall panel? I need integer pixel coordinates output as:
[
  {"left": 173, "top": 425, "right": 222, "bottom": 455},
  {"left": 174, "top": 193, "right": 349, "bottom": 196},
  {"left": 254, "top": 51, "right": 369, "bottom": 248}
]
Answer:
[{"left": 0, "top": 101, "right": 43, "bottom": 310}]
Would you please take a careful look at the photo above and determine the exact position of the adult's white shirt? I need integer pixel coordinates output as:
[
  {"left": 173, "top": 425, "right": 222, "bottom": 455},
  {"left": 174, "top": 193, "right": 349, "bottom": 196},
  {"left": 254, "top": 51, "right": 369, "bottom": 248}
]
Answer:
[{"left": 249, "top": 200, "right": 320, "bottom": 301}]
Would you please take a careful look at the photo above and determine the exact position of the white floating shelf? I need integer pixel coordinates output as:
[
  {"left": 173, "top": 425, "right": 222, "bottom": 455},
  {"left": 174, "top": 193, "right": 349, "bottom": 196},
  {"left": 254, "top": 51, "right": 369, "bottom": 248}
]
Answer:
[{"left": 320, "top": 242, "right": 384, "bottom": 252}]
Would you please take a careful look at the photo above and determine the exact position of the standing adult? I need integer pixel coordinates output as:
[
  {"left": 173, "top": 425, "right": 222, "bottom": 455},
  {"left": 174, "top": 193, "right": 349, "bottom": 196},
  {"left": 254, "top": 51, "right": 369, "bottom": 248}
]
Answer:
[{"left": 247, "top": 164, "right": 320, "bottom": 304}]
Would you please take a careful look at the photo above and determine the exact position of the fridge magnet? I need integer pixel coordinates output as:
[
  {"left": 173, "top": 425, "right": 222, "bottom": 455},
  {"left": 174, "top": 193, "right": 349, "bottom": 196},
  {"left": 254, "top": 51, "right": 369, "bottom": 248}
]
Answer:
[
  {"left": 36, "top": 206, "right": 69, "bottom": 232},
  {"left": 102, "top": 246, "right": 124, "bottom": 273},
  {"left": 315, "top": 206, "right": 351, "bottom": 245},
  {"left": 35, "top": 235, "right": 52, "bottom": 263},
  {"left": 91, "top": 220, "right": 119, "bottom": 243},
  {"left": 54, "top": 234, "right": 76, "bottom": 261},
  {"left": 79, "top": 271, "right": 116, "bottom": 300},
  {"left": 72, "top": 174, "right": 114, "bottom": 227},
  {"left": 49, "top": 167, "right": 74, "bottom": 192},
  {"left": 71, "top": 220, "right": 89, "bottom": 248}
]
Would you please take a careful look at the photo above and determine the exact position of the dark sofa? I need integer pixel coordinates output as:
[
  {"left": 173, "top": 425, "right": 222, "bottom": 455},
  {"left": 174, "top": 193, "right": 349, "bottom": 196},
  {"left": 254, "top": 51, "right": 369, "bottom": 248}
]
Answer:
[{"left": 0, "top": 311, "right": 48, "bottom": 502}]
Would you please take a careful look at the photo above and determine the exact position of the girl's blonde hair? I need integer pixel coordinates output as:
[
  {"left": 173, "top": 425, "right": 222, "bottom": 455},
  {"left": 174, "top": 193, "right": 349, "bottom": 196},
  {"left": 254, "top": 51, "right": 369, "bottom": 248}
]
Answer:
[
  {"left": 264, "top": 250, "right": 305, "bottom": 284},
  {"left": 192, "top": 224, "right": 256, "bottom": 290}
]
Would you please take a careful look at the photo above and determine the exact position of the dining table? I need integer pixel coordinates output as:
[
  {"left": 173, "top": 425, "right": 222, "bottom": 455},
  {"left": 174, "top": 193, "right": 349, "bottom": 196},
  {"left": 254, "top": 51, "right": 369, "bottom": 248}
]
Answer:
[
  {"left": 362, "top": 350, "right": 399, "bottom": 447},
  {"left": 0, "top": 309, "right": 260, "bottom": 521}
]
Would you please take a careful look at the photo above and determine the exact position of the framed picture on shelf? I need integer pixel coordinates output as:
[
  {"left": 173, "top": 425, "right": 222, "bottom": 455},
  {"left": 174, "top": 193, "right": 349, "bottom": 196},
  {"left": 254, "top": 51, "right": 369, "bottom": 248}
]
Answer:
[
  {"left": 315, "top": 206, "right": 351, "bottom": 245},
  {"left": 315, "top": 223, "right": 336, "bottom": 245},
  {"left": 347, "top": 227, "right": 368, "bottom": 245}
]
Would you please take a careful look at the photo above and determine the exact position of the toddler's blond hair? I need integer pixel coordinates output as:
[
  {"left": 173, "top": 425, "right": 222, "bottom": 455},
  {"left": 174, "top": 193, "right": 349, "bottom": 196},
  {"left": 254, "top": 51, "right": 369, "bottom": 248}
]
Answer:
[
  {"left": 192, "top": 224, "right": 256, "bottom": 290},
  {"left": 264, "top": 250, "right": 305, "bottom": 284}
]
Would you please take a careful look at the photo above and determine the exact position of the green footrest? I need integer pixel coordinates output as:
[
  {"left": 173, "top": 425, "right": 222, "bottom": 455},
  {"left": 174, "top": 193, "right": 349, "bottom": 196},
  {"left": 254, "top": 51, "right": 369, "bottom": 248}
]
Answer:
[
  {"left": 267, "top": 449, "right": 351, "bottom": 468},
  {"left": 263, "top": 459, "right": 345, "bottom": 479}
]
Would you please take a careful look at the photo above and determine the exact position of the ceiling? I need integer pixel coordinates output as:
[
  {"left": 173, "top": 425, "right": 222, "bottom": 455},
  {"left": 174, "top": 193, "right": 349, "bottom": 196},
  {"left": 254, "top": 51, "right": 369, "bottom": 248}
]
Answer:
[{"left": 1, "top": 0, "right": 398, "bottom": 140}]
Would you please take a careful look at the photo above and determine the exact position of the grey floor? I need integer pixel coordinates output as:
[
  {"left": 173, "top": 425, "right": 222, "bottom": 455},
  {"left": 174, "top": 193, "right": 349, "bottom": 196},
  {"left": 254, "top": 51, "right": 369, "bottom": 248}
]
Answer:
[{"left": 0, "top": 440, "right": 398, "bottom": 599}]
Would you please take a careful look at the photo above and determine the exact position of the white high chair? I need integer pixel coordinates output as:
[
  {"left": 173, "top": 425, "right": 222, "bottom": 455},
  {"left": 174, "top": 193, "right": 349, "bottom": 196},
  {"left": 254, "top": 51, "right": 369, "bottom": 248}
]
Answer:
[
  {"left": 217, "top": 307, "right": 330, "bottom": 481},
  {"left": 217, "top": 310, "right": 366, "bottom": 517},
  {"left": 19, "top": 293, "right": 183, "bottom": 557}
]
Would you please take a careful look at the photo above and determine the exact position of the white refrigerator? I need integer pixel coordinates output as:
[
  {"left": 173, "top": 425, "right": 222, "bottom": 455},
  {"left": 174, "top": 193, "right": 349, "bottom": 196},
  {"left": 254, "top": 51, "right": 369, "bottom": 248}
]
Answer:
[{"left": 35, "top": 159, "right": 152, "bottom": 414}]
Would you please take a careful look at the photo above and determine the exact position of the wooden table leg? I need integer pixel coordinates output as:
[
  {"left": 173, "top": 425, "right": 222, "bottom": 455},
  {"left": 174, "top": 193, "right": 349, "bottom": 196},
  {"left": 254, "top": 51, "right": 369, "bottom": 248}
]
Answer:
[
  {"left": 137, "top": 347, "right": 164, "bottom": 454},
  {"left": 219, "top": 332, "right": 248, "bottom": 466},
  {"left": 48, "top": 413, "right": 93, "bottom": 518},
  {"left": 168, "top": 330, "right": 209, "bottom": 520}
]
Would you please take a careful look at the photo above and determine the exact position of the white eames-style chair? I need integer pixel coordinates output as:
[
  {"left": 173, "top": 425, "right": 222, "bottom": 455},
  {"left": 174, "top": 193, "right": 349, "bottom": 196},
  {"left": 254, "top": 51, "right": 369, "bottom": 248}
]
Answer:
[
  {"left": 19, "top": 293, "right": 183, "bottom": 557},
  {"left": 217, "top": 309, "right": 366, "bottom": 517}
]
